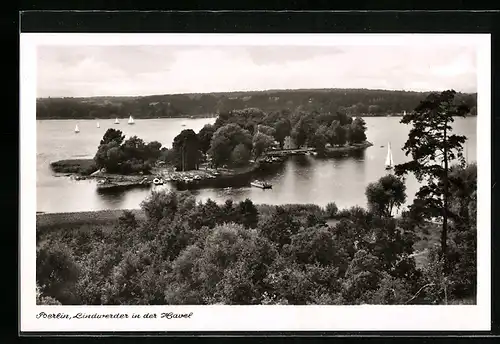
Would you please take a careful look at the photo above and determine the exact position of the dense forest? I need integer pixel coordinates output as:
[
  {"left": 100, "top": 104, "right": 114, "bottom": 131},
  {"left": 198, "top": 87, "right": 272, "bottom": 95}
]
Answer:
[{"left": 36, "top": 88, "right": 477, "bottom": 120}]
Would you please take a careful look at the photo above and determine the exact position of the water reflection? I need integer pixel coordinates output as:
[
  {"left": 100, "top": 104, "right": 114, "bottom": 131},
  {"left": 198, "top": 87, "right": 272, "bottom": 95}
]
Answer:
[
  {"left": 97, "top": 189, "right": 127, "bottom": 208},
  {"left": 294, "top": 155, "right": 312, "bottom": 167}
]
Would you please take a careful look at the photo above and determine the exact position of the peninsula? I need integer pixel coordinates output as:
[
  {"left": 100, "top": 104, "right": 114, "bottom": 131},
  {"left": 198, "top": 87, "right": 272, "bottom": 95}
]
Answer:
[{"left": 50, "top": 107, "right": 374, "bottom": 191}]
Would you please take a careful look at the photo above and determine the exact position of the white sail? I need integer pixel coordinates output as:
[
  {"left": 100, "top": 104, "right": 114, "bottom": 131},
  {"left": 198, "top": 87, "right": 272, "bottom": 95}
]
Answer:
[
  {"left": 403, "top": 110, "right": 407, "bottom": 116},
  {"left": 128, "top": 115, "right": 135, "bottom": 125},
  {"left": 74, "top": 124, "right": 80, "bottom": 133},
  {"left": 385, "top": 142, "right": 394, "bottom": 168},
  {"left": 115, "top": 118, "right": 119, "bottom": 124},
  {"left": 96, "top": 122, "right": 100, "bottom": 128}
]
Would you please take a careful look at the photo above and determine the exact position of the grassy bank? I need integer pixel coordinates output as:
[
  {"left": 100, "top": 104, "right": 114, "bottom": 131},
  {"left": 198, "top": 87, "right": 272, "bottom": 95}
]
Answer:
[
  {"left": 50, "top": 159, "right": 97, "bottom": 175},
  {"left": 36, "top": 209, "right": 145, "bottom": 236}
]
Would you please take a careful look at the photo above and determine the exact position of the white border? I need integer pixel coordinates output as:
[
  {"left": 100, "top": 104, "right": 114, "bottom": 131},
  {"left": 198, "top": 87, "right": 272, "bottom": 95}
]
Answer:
[{"left": 21, "top": 33, "right": 491, "bottom": 332}]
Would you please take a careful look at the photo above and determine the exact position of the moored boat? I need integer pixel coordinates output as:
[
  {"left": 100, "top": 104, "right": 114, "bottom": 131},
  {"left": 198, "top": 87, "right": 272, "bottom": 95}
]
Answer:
[
  {"left": 251, "top": 180, "right": 272, "bottom": 189},
  {"left": 153, "top": 177, "right": 164, "bottom": 185},
  {"left": 385, "top": 142, "right": 394, "bottom": 170}
]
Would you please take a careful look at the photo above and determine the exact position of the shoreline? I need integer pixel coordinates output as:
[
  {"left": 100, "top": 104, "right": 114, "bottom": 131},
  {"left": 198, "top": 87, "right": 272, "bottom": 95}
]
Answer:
[
  {"left": 324, "top": 141, "right": 373, "bottom": 155},
  {"left": 49, "top": 141, "right": 374, "bottom": 191}
]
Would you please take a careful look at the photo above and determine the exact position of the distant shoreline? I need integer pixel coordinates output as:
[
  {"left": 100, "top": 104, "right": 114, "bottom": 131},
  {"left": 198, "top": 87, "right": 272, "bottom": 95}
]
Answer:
[
  {"left": 37, "top": 115, "right": 218, "bottom": 120},
  {"left": 36, "top": 114, "right": 477, "bottom": 120},
  {"left": 35, "top": 88, "right": 478, "bottom": 120}
]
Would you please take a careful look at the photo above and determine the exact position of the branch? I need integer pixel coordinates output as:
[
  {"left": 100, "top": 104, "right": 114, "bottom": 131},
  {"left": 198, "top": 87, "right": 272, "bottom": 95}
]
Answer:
[{"left": 405, "top": 283, "right": 435, "bottom": 304}]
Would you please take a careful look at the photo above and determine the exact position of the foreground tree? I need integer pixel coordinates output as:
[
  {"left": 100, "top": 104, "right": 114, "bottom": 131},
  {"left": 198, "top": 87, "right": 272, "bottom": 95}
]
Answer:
[
  {"left": 365, "top": 174, "right": 407, "bottom": 217},
  {"left": 394, "top": 89, "right": 469, "bottom": 264}
]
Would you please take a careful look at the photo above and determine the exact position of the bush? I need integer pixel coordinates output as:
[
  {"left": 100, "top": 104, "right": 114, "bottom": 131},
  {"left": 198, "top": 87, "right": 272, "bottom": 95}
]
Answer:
[{"left": 325, "top": 202, "right": 338, "bottom": 218}]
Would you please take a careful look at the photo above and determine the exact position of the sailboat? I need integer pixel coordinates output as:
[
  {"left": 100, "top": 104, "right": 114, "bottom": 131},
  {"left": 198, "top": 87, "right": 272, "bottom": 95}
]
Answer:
[
  {"left": 96, "top": 121, "right": 100, "bottom": 128},
  {"left": 403, "top": 110, "right": 407, "bottom": 116},
  {"left": 385, "top": 142, "right": 394, "bottom": 170},
  {"left": 74, "top": 124, "right": 80, "bottom": 133},
  {"left": 128, "top": 115, "right": 135, "bottom": 125},
  {"left": 114, "top": 118, "right": 119, "bottom": 124}
]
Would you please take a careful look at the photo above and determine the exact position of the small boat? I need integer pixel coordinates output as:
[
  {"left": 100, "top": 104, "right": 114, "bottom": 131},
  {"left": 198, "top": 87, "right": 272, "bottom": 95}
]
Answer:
[
  {"left": 114, "top": 118, "right": 119, "bottom": 124},
  {"left": 96, "top": 122, "right": 100, "bottom": 128},
  {"left": 153, "top": 177, "right": 164, "bottom": 185},
  {"left": 251, "top": 180, "right": 272, "bottom": 189},
  {"left": 385, "top": 142, "right": 394, "bottom": 170},
  {"left": 74, "top": 124, "right": 80, "bottom": 133},
  {"left": 403, "top": 110, "right": 407, "bottom": 116},
  {"left": 128, "top": 115, "right": 135, "bottom": 125}
]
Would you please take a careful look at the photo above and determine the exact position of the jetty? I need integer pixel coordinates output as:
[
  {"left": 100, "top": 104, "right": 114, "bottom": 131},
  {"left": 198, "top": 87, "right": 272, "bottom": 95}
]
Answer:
[
  {"left": 264, "top": 148, "right": 315, "bottom": 157},
  {"left": 95, "top": 175, "right": 152, "bottom": 191},
  {"left": 263, "top": 141, "right": 373, "bottom": 158}
]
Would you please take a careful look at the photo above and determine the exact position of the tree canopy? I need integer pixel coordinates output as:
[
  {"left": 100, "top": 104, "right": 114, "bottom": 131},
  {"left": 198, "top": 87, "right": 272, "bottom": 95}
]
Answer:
[
  {"left": 208, "top": 123, "right": 253, "bottom": 167},
  {"left": 395, "top": 89, "right": 469, "bottom": 263},
  {"left": 172, "top": 129, "right": 202, "bottom": 171},
  {"left": 93, "top": 129, "right": 162, "bottom": 174},
  {"left": 365, "top": 174, "right": 407, "bottom": 217}
]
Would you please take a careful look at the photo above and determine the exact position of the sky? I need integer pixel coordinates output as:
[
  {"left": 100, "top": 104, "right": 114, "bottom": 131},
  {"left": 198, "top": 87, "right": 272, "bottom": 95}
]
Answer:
[{"left": 36, "top": 44, "right": 477, "bottom": 98}]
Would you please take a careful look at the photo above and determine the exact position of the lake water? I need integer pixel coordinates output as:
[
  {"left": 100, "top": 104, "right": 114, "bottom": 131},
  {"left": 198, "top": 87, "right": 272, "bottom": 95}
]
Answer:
[{"left": 36, "top": 117, "right": 477, "bottom": 213}]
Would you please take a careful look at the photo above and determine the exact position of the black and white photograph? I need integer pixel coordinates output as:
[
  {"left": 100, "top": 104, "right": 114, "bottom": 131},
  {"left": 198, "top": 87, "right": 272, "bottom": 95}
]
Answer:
[{"left": 21, "top": 33, "right": 491, "bottom": 332}]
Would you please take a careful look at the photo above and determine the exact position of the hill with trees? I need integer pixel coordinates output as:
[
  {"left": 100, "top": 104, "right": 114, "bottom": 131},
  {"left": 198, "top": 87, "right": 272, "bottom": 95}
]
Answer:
[{"left": 36, "top": 88, "right": 477, "bottom": 120}]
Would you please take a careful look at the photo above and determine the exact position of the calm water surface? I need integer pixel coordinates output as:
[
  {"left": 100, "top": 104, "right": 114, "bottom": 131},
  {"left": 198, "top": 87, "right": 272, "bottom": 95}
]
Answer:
[{"left": 36, "top": 117, "right": 477, "bottom": 213}]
